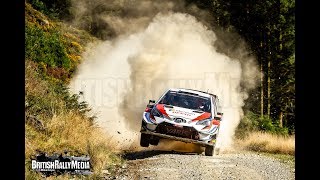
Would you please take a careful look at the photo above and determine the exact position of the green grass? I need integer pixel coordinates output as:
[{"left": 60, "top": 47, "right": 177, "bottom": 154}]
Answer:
[
  {"left": 25, "top": 25, "right": 71, "bottom": 69},
  {"left": 25, "top": 2, "right": 96, "bottom": 82}
]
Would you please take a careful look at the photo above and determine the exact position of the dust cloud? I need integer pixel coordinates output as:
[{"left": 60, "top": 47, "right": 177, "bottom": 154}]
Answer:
[{"left": 69, "top": 1, "right": 259, "bottom": 153}]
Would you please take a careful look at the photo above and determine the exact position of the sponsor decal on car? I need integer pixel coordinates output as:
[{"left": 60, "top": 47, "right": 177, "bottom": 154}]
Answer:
[{"left": 171, "top": 109, "right": 195, "bottom": 116}]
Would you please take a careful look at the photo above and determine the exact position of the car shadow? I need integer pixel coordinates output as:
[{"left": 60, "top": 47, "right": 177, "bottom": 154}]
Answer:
[{"left": 121, "top": 150, "right": 200, "bottom": 160}]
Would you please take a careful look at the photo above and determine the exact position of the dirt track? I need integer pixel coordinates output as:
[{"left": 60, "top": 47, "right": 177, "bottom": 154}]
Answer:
[{"left": 104, "top": 149, "right": 295, "bottom": 180}]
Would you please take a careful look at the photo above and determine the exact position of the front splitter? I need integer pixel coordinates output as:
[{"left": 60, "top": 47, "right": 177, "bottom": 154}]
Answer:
[{"left": 140, "top": 130, "right": 214, "bottom": 147}]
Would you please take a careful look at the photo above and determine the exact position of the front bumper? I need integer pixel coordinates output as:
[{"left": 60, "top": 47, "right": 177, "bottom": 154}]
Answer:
[{"left": 142, "top": 112, "right": 218, "bottom": 142}]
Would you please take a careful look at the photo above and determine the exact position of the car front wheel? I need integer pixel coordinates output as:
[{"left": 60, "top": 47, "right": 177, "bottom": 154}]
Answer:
[
  {"left": 205, "top": 145, "right": 214, "bottom": 156},
  {"left": 140, "top": 133, "right": 150, "bottom": 147}
]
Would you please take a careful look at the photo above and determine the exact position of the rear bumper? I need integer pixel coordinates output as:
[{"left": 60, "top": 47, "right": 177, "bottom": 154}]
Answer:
[{"left": 140, "top": 130, "right": 214, "bottom": 147}]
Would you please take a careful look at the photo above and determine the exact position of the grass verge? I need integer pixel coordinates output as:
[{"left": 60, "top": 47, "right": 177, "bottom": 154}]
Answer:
[
  {"left": 235, "top": 131, "right": 295, "bottom": 155},
  {"left": 25, "top": 111, "right": 124, "bottom": 179}
]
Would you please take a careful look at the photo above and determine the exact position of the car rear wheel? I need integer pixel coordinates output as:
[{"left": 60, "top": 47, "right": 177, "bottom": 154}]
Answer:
[
  {"left": 140, "top": 133, "right": 150, "bottom": 147},
  {"left": 205, "top": 145, "right": 214, "bottom": 156}
]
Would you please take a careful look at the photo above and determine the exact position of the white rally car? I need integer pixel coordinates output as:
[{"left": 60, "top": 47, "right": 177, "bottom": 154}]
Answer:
[{"left": 140, "top": 88, "right": 223, "bottom": 156}]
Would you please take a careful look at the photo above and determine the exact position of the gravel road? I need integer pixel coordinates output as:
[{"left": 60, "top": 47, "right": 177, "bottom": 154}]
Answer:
[{"left": 104, "top": 150, "right": 294, "bottom": 180}]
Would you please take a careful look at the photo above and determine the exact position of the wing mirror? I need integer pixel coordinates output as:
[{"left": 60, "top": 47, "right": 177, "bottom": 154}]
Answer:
[
  {"left": 149, "top": 100, "right": 156, "bottom": 104},
  {"left": 214, "top": 116, "right": 221, "bottom": 120},
  {"left": 147, "top": 100, "right": 156, "bottom": 108},
  {"left": 215, "top": 112, "right": 223, "bottom": 121}
]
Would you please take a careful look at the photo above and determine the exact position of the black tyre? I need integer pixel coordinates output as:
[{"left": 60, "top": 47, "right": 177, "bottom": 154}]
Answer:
[
  {"left": 140, "top": 133, "right": 150, "bottom": 147},
  {"left": 205, "top": 145, "right": 214, "bottom": 156},
  {"left": 150, "top": 138, "right": 159, "bottom": 146}
]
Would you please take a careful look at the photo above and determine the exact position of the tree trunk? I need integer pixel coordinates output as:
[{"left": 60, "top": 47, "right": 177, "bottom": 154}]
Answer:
[
  {"left": 279, "top": 111, "right": 283, "bottom": 128},
  {"left": 260, "top": 40, "right": 264, "bottom": 117},
  {"left": 267, "top": 59, "right": 271, "bottom": 118},
  {"left": 267, "top": 27, "right": 271, "bottom": 119},
  {"left": 278, "top": 0, "right": 283, "bottom": 126}
]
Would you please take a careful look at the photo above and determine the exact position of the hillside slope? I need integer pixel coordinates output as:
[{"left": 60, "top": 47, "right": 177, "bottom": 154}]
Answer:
[{"left": 25, "top": 2, "right": 122, "bottom": 179}]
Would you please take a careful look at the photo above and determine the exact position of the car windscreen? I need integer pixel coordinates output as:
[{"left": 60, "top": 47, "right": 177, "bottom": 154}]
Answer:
[{"left": 159, "top": 91, "right": 211, "bottom": 113}]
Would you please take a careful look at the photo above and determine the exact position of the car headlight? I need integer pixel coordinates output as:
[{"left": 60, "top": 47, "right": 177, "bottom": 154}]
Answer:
[{"left": 196, "top": 118, "right": 211, "bottom": 126}]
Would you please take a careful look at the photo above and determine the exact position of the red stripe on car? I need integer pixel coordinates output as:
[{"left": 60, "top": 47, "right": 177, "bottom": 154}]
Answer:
[
  {"left": 156, "top": 104, "right": 169, "bottom": 116},
  {"left": 192, "top": 112, "right": 211, "bottom": 122}
]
